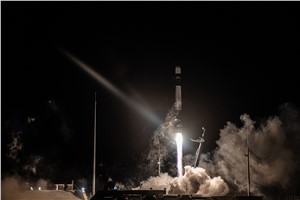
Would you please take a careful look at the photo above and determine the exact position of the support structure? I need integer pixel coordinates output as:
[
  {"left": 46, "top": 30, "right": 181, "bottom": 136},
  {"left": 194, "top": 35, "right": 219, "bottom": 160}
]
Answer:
[{"left": 190, "top": 127, "right": 205, "bottom": 168}]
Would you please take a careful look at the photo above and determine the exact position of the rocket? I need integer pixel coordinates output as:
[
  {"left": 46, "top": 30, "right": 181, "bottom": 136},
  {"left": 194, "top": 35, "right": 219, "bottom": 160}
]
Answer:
[
  {"left": 175, "top": 66, "right": 183, "bottom": 177},
  {"left": 175, "top": 66, "right": 182, "bottom": 111}
]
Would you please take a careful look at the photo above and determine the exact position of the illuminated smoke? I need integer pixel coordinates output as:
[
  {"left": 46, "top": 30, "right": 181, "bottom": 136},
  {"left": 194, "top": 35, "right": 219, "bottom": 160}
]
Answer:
[
  {"left": 169, "top": 166, "right": 229, "bottom": 196},
  {"left": 134, "top": 173, "right": 174, "bottom": 191},
  {"left": 136, "top": 106, "right": 229, "bottom": 196},
  {"left": 183, "top": 154, "right": 196, "bottom": 167},
  {"left": 146, "top": 107, "right": 178, "bottom": 176},
  {"left": 136, "top": 166, "right": 228, "bottom": 196},
  {"left": 202, "top": 113, "right": 296, "bottom": 194},
  {"left": 176, "top": 133, "right": 183, "bottom": 177},
  {"left": 7, "top": 131, "right": 23, "bottom": 161}
]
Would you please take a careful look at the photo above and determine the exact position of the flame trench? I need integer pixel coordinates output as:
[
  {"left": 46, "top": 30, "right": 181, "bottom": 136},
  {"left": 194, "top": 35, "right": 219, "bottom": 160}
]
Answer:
[{"left": 175, "top": 132, "right": 183, "bottom": 177}]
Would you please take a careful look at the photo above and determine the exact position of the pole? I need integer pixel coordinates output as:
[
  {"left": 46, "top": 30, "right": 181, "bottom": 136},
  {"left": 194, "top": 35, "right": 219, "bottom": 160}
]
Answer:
[
  {"left": 246, "top": 131, "right": 250, "bottom": 196},
  {"left": 93, "top": 92, "right": 97, "bottom": 196},
  {"left": 247, "top": 146, "right": 250, "bottom": 196}
]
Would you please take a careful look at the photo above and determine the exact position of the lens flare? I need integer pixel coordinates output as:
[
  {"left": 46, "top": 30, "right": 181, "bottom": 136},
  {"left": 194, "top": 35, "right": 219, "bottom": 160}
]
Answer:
[{"left": 175, "top": 132, "right": 183, "bottom": 177}]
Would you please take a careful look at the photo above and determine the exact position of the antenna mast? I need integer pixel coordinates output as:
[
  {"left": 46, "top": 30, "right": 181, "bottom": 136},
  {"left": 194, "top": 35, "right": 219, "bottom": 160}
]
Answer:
[
  {"left": 93, "top": 92, "right": 97, "bottom": 196},
  {"left": 245, "top": 131, "right": 251, "bottom": 196}
]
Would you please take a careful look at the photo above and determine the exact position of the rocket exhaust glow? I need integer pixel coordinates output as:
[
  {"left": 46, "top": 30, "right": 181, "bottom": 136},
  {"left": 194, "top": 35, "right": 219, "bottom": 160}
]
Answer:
[
  {"left": 175, "top": 132, "right": 183, "bottom": 177},
  {"left": 174, "top": 66, "right": 183, "bottom": 177}
]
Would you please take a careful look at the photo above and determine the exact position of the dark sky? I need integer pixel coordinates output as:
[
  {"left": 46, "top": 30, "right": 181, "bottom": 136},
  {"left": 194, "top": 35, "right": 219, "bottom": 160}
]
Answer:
[{"left": 2, "top": 1, "right": 300, "bottom": 189}]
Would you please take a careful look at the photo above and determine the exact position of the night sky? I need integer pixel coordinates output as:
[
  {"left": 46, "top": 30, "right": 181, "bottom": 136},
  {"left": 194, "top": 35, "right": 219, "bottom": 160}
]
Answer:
[{"left": 2, "top": 1, "right": 300, "bottom": 194}]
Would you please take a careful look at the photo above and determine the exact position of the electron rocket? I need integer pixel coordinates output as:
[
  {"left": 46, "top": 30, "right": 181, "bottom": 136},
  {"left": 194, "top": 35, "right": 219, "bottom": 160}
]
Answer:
[
  {"left": 174, "top": 66, "right": 182, "bottom": 131},
  {"left": 175, "top": 66, "right": 183, "bottom": 177},
  {"left": 175, "top": 66, "right": 182, "bottom": 111}
]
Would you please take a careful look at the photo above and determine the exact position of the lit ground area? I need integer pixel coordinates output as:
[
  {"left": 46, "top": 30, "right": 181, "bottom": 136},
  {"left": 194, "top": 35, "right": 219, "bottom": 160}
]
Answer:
[{"left": 14, "top": 190, "right": 81, "bottom": 200}]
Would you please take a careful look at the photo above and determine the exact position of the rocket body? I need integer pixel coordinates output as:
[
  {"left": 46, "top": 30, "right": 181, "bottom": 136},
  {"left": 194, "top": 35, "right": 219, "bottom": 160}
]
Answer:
[
  {"left": 175, "top": 66, "right": 182, "bottom": 111},
  {"left": 175, "top": 66, "right": 183, "bottom": 177}
]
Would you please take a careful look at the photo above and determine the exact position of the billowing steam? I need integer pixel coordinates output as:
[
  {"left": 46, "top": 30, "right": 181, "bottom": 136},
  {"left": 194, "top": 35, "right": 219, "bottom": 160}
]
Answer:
[
  {"left": 138, "top": 103, "right": 300, "bottom": 195},
  {"left": 202, "top": 112, "right": 298, "bottom": 194},
  {"left": 169, "top": 166, "right": 229, "bottom": 196},
  {"left": 136, "top": 166, "right": 229, "bottom": 196},
  {"left": 135, "top": 173, "right": 173, "bottom": 191}
]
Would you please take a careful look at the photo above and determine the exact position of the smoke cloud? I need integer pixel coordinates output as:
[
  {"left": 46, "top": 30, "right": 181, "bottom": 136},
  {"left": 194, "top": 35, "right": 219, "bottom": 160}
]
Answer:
[
  {"left": 145, "top": 107, "right": 178, "bottom": 177},
  {"left": 202, "top": 112, "right": 297, "bottom": 194},
  {"left": 135, "top": 167, "right": 229, "bottom": 196},
  {"left": 137, "top": 103, "right": 300, "bottom": 196},
  {"left": 169, "top": 166, "right": 229, "bottom": 196},
  {"left": 135, "top": 173, "right": 173, "bottom": 191}
]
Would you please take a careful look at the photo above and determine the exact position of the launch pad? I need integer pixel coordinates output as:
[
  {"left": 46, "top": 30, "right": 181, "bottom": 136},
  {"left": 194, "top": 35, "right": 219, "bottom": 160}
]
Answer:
[
  {"left": 90, "top": 190, "right": 166, "bottom": 200},
  {"left": 90, "top": 190, "right": 263, "bottom": 200}
]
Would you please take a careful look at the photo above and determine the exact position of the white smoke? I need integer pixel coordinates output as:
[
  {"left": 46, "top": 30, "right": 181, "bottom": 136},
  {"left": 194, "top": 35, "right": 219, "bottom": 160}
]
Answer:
[
  {"left": 134, "top": 173, "right": 173, "bottom": 191},
  {"left": 182, "top": 154, "right": 195, "bottom": 167},
  {"left": 141, "top": 103, "right": 300, "bottom": 195},
  {"left": 204, "top": 113, "right": 296, "bottom": 194},
  {"left": 135, "top": 166, "right": 229, "bottom": 196},
  {"left": 146, "top": 107, "right": 178, "bottom": 176},
  {"left": 169, "top": 166, "right": 229, "bottom": 196}
]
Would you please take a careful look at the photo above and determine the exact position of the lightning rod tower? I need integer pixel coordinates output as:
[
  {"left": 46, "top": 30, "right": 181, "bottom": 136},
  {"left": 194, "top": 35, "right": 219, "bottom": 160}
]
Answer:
[{"left": 93, "top": 92, "right": 97, "bottom": 196}]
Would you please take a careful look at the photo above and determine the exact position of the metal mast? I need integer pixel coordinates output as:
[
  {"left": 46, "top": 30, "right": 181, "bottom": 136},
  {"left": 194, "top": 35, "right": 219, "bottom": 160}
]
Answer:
[
  {"left": 93, "top": 92, "right": 97, "bottom": 196},
  {"left": 190, "top": 127, "right": 205, "bottom": 168},
  {"left": 245, "top": 132, "right": 251, "bottom": 196}
]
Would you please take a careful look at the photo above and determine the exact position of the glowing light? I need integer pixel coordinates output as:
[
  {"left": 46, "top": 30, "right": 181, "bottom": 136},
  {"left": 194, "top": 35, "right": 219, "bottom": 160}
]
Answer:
[
  {"left": 30, "top": 187, "right": 33, "bottom": 190},
  {"left": 59, "top": 48, "right": 161, "bottom": 125},
  {"left": 175, "top": 132, "right": 183, "bottom": 177},
  {"left": 38, "top": 187, "right": 41, "bottom": 191},
  {"left": 81, "top": 187, "right": 85, "bottom": 192}
]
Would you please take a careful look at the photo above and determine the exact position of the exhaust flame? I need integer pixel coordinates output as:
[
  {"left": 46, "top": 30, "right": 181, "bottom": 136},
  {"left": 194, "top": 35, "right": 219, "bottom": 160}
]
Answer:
[{"left": 176, "top": 132, "right": 183, "bottom": 177}]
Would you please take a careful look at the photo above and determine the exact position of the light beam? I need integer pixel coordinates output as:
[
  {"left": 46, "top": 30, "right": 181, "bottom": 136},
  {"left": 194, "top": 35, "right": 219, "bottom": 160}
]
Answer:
[{"left": 59, "top": 48, "right": 161, "bottom": 125}]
